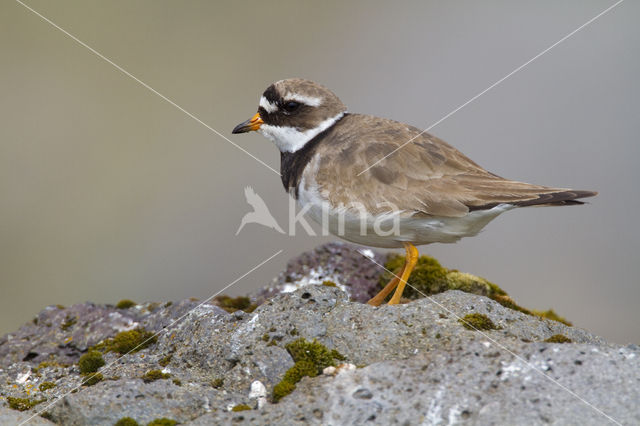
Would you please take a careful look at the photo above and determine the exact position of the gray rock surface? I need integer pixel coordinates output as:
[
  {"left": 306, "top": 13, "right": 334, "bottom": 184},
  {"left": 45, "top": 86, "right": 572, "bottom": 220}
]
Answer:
[
  {"left": 250, "top": 242, "right": 386, "bottom": 304},
  {"left": 0, "top": 408, "right": 55, "bottom": 426},
  {"left": 0, "top": 243, "right": 638, "bottom": 425}
]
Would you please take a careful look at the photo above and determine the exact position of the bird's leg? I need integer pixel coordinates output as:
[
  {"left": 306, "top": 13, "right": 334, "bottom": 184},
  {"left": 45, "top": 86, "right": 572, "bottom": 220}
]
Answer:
[
  {"left": 388, "top": 242, "right": 419, "bottom": 305},
  {"left": 366, "top": 262, "right": 406, "bottom": 307}
]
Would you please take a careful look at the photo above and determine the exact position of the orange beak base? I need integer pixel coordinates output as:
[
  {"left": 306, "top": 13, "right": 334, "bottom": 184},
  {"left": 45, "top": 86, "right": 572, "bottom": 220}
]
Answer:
[{"left": 232, "top": 112, "right": 263, "bottom": 134}]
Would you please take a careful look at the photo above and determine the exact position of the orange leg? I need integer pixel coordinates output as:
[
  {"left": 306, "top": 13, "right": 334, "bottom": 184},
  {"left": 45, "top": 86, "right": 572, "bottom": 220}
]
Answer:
[
  {"left": 367, "top": 262, "right": 406, "bottom": 306},
  {"left": 367, "top": 242, "right": 419, "bottom": 306},
  {"left": 388, "top": 242, "right": 419, "bottom": 305}
]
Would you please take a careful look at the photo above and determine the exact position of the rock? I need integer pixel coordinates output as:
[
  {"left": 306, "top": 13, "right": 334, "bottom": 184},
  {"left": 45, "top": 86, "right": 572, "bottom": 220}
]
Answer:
[
  {"left": 250, "top": 241, "right": 386, "bottom": 304},
  {"left": 0, "top": 243, "right": 638, "bottom": 425},
  {"left": 0, "top": 407, "right": 56, "bottom": 425}
]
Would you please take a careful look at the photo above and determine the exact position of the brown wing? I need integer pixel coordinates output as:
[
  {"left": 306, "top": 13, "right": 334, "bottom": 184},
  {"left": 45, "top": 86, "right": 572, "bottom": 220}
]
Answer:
[{"left": 311, "top": 114, "right": 596, "bottom": 218}]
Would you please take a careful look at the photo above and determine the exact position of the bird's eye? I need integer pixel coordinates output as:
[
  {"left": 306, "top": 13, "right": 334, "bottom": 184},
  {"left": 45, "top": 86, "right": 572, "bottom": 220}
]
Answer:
[{"left": 282, "top": 101, "right": 300, "bottom": 113}]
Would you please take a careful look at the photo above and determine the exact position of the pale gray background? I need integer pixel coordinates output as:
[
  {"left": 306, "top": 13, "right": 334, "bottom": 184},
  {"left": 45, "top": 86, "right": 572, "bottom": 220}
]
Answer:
[{"left": 1, "top": 1, "right": 638, "bottom": 343}]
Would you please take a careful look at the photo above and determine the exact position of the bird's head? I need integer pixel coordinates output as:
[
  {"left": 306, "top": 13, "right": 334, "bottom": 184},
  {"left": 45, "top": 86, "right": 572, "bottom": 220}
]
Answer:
[{"left": 232, "top": 78, "right": 346, "bottom": 153}]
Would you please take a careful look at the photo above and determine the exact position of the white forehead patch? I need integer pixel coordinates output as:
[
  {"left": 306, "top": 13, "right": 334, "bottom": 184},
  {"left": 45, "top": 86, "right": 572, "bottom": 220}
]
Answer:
[
  {"left": 259, "top": 96, "right": 278, "bottom": 113},
  {"left": 258, "top": 112, "right": 344, "bottom": 153},
  {"left": 285, "top": 93, "right": 322, "bottom": 107}
]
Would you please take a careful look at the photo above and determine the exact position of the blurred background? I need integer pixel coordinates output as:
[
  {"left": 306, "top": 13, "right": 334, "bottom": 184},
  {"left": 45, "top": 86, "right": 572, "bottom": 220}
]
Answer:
[{"left": 1, "top": 0, "right": 638, "bottom": 343}]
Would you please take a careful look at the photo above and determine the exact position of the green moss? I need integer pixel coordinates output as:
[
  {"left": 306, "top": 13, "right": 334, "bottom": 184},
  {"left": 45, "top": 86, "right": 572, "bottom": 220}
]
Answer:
[
  {"left": 544, "top": 334, "right": 573, "bottom": 343},
  {"left": 172, "top": 378, "right": 182, "bottom": 386},
  {"left": 211, "top": 378, "right": 224, "bottom": 388},
  {"left": 38, "top": 382, "right": 56, "bottom": 392},
  {"left": 115, "top": 417, "right": 140, "bottom": 426},
  {"left": 158, "top": 354, "right": 172, "bottom": 367},
  {"left": 214, "top": 295, "right": 257, "bottom": 313},
  {"left": 533, "top": 309, "right": 572, "bottom": 326},
  {"left": 282, "top": 360, "right": 318, "bottom": 383},
  {"left": 147, "top": 418, "right": 177, "bottom": 426},
  {"left": 321, "top": 280, "right": 337, "bottom": 287},
  {"left": 492, "top": 294, "right": 533, "bottom": 315},
  {"left": 261, "top": 333, "right": 269, "bottom": 342},
  {"left": 116, "top": 299, "right": 137, "bottom": 309},
  {"left": 272, "top": 381, "right": 296, "bottom": 403},
  {"left": 60, "top": 315, "right": 77, "bottom": 331},
  {"left": 83, "top": 373, "right": 103, "bottom": 386},
  {"left": 7, "top": 397, "right": 44, "bottom": 411},
  {"left": 32, "top": 361, "right": 68, "bottom": 374},
  {"left": 459, "top": 313, "right": 499, "bottom": 331},
  {"left": 272, "top": 338, "right": 345, "bottom": 403},
  {"left": 103, "top": 328, "right": 157, "bottom": 354},
  {"left": 78, "top": 351, "right": 105, "bottom": 374},
  {"left": 380, "top": 254, "right": 449, "bottom": 298},
  {"left": 141, "top": 369, "right": 170, "bottom": 383},
  {"left": 381, "top": 254, "right": 571, "bottom": 322},
  {"left": 231, "top": 404, "right": 252, "bottom": 412},
  {"left": 55, "top": 304, "right": 65, "bottom": 310}
]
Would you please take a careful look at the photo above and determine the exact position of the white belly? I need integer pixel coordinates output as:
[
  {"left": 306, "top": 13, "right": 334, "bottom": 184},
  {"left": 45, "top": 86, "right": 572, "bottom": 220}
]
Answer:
[{"left": 297, "top": 177, "right": 514, "bottom": 248}]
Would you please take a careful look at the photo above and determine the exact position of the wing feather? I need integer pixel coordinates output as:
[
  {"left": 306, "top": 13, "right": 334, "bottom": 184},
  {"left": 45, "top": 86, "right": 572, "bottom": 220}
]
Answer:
[{"left": 311, "top": 114, "right": 596, "bottom": 218}]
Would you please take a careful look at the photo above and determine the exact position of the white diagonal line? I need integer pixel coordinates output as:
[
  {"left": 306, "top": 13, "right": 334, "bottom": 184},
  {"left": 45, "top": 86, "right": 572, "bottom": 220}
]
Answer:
[
  {"left": 20, "top": 249, "right": 283, "bottom": 425},
  {"left": 358, "top": 0, "right": 625, "bottom": 176},
  {"left": 15, "top": 0, "right": 280, "bottom": 176},
  {"left": 359, "top": 250, "right": 621, "bottom": 425}
]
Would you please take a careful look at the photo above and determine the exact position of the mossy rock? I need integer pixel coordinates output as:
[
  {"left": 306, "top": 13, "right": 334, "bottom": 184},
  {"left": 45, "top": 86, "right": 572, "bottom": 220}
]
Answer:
[
  {"left": 115, "top": 418, "right": 140, "bottom": 426},
  {"left": 78, "top": 351, "right": 105, "bottom": 374},
  {"left": 83, "top": 372, "right": 103, "bottom": 386},
  {"left": 92, "top": 328, "right": 157, "bottom": 354},
  {"left": 7, "top": 396, "right": 44, "bottom": 411},
  {"left": 141, "top": 369, "right": 170, "bottom": 383},
  {"left": 544, "top": 334, "right": 573, "bottom": 343},
  {"left": 231, "top": 404, "right": 252, "bottom": 412},
  {"left": 272, "top": 338, "right": 345, "bottom": 403},
  {"left": 158, "top": 354, "right": 172, "bottom": 367},
  {"left": 115, "top": 299, "right": 137, "bottom": 309},
  {"left": 38, "top": 381, "right": 56, "bottom": 392},
  {"left": 533, "top": 309, "right": 572, "bottom": 326},
  {"left": 60, "top": 315, "right": 77, "bottom": 331},
  {"left": 214, "top": 295, "right": 257, "bottom": 313},
  {"left": 459, "top": 313, "right": 499, "bottom": 331},
  {"left": 147, "top": 418, "right": 177, "bottom": 426},
  {"left": 381, "top": 254, "right": 570, "bottom": 324}
]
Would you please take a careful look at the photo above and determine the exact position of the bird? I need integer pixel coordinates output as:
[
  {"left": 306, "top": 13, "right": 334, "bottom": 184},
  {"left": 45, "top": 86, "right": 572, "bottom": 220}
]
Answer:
[
  {"left": 232, "top": 78, "right": 596, "bottom": 306},
  {"left": 236, "top": 186, "right": 285, "bottom": 235}
]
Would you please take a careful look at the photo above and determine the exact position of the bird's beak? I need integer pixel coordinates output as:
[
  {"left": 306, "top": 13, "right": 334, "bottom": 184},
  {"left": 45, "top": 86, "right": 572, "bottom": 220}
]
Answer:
[{"left": 232, "top": 112, "right": 263, "bottom": 134}]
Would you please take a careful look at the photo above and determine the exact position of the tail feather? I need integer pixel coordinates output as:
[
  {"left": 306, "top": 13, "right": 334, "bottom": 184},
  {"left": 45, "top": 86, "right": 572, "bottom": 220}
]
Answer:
[
  {"left": 468, "top": 190, "right": 597, "bottom": 211},
  {"left": 511, "top": 190, "right": 597, "bottom": 208}
]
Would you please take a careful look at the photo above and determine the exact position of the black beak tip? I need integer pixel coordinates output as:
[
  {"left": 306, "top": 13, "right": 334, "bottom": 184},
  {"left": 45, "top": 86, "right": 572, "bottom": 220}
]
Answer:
[{"left": 232, "top": 120, "right": 251, "bottom": 134}]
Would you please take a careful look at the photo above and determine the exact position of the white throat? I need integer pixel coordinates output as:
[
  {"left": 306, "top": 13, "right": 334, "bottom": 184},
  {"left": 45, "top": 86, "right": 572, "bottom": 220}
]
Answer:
[{"left": 258, "top": 112, "right": 344, "bottom": 153}]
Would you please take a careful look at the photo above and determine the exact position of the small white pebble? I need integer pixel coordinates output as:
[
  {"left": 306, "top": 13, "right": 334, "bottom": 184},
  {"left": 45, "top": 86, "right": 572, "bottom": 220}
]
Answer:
[
  {"left": 161, "top": 368, "right": 171, "bottom": 374},
  {"left": 324, "top": 363, "right": 357, "bottom": 376},
  {"left": 249, "top": 380, "right": 266, "bottom": 398},
  {"left": 249, "top": 380, "right": 267, "bottom": 409},
  {"left": 482, "top": 341, "right": 491, "bottom": 348},
  {"left": 337, "top": 363, "right": 356, "bottom": 373},
  {"left": 323, "top": 366, "right": 337, "bottom": 376},
  {"left": 16, "top": 371, "right": 31, "bottom": 384}
]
